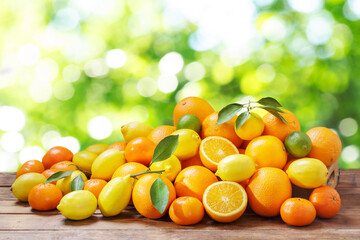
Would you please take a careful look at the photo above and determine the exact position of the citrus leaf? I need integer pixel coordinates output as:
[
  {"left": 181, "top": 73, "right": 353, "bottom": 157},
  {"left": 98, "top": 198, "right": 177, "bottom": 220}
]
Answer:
[
  {"left": 235, "top": 111, "right": 250, "bottom": 130},
  {"left": 45, "top": 170, "right": 74, "bottom": 184},
  {"left": 257, "top": 105, "right": 285, "bottom": 113},
  {"left": 216, "top": 103, "right": 243, "bottom": 126},
  {"left": 258, "top": 97, "right": 282, "bottom": 107},
  {"left": 267, "top": 109, "right": 288, "bottom": 124},
  {"left": 71, "top": 174, "right": 85, "bottom": 192},
  {"left": 150, "top": 177, "right": 169, "bottom": 214},
  {"left": 150, "top": 135, "right": 179, "bottom": 165}
]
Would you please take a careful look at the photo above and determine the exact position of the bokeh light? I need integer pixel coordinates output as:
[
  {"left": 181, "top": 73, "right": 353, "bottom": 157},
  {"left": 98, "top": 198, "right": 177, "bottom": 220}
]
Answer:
[{"left": 0, "top": 0, "right": 359, "bottom": 171}]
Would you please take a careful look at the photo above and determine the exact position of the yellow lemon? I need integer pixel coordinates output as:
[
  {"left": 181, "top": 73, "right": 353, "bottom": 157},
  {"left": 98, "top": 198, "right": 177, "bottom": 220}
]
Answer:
[
  {"left": 98, "top": 175, "right": 132, "bottom": 217},
  {"left": 56, "top": 170, "right": 87, "bottom": 195},
  {"left": 121, "top": 121, "right": 154, "bottom": 142},
  {"left": 215, "top": 154, "right": 256, "bottom": 182},
  {"left": 235, "top": 112, "right": 264, "bottom": 140},
  {"left": 85, "top": 144, "right": 109, "bottom": 155},
  {"left": 11, "top": 173, "right": 46, "bottom": 202},
  {"left": 286, "top": 158, "right": 328, "bottom": 189},
  {"left": 72, "top": 150, "right": 98, "bottom": 173},
  {"left": 150, "top": 155, "right": 181, "bottom": 181},
  {"left": 171, "top": 129, "right": 201, "bottom": 161},
  {"left": 91, "top": 149, "right": 126, "bottom": 181},
  {"left": 57, "top": 190, "right": 97, "bottom": 220}
]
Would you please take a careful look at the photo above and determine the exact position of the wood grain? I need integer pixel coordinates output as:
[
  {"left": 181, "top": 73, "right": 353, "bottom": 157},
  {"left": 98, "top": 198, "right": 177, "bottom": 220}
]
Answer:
[{"left": 0, "top": 170, "right": 359, "bottom": 239}]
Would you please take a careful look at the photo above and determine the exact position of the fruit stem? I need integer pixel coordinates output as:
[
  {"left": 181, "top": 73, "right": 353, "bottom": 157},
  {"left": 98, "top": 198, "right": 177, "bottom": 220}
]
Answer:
[{"left": 130, "top": 169, "right": 165, "bottom": 178}]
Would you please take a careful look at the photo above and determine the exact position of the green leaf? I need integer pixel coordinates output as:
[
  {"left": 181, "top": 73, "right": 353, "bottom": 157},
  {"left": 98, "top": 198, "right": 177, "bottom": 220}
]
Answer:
[
  {"left": 150, "top": 135, "right": 179, "bottom": 165},
  {"left": 235, "top": 111, "right": 250, "bottom": 130},
  {"left": 150, "top": 177, "right": 169, "bottom": 214},
  {"left": 216, "top": 103, "right": 243, "bottom": 126},
  {"left": 45, "top": 170, "right": 74, "bottom": 184},
  {"left": 267, "top": 109, "right": 288, "bottom": 124},
  {"left": 71, "top": 174, "right": 85, "bottom": 192},
  {"left": 258, "top": 97, "right": 282, "bottom": 107},
  {"left": 257, "top": 105, "right": 285, "bottom": 113}
]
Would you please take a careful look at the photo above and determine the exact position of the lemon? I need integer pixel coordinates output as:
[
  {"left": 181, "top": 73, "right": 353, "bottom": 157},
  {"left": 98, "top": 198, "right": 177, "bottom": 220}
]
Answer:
[
  {"left": 56, "top": 170, "right": 87, "bottom": 195},
  {"left": 286, "top": 158, "right": 328, "bottom": 189},
  {"left": 98, "top": 175, "right": 132, "bottom": 217},
  {"left": 171, "top": 129, "right": 201, "bottom": 161},
  {"left": 150, "top": 155, "right": 181, "bottom": 181},
  {"left": 121, "top": 121, "right": 154, "bottom": 142},
  {"left": 85, "top": 144, "right": 109, "bottom": 155},
  {"left": 234, "top": 112, "right": 264, "bottom": 140},
  {"left": 176, "top": 114, "right": 202, "bottom": 134},
  {"left": 73, "top": 150, "right": 98, "bottom": 173},
  {"left": 57, "top": 190, "right": 97, "bottom": 220},
  {"left": 215, "top": 154, "right": 256, "bottom": 182},
  {"left": 11, "top": 173, "right": 46, "bottom": 202},
  {"left": 91, "top": 149, "right": 126, "bottom": 181},
  {"left": 285, "top": 131, "right": 312, "bottom": 158}
]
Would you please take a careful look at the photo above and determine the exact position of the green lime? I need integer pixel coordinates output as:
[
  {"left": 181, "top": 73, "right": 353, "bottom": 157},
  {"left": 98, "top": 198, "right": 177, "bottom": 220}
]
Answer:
[
  {"left": 176, "top": 114, "right": 201, "bottom": 133},
  {"left": 285, "top": 131, "right": 312, "bottom": 158}
]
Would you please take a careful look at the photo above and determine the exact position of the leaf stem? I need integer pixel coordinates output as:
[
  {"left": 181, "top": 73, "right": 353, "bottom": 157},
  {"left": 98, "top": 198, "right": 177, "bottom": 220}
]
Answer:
[
  {"left": 130, "top": 169, "right": 165, "bottom": 178},
  {"left": 68, "top": 164, "right": 92, "bottom": 175}
]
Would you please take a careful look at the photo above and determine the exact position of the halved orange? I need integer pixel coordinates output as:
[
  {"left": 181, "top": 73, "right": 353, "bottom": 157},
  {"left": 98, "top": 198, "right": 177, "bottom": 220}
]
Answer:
[
  {"left": 203, "top": 181, "right": 247, "bottom": 223},
  {"left": 199, "top": 136, "right": 239, "bottom": 172}
]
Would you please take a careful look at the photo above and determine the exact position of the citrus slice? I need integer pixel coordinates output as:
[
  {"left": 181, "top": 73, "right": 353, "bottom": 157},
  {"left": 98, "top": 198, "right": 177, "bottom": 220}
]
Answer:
[
  {"left": 199, "top": 136, "right": 239, "bottom": 172},
  {"left": 203, "top": 181, "right": 248, "bottom": 223}
]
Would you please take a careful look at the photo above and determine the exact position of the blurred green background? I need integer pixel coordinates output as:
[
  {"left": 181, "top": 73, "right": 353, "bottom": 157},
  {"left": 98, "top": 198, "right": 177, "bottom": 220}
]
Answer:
[{"left": 0, "top": 0, "right": 359, "bottom": 172}]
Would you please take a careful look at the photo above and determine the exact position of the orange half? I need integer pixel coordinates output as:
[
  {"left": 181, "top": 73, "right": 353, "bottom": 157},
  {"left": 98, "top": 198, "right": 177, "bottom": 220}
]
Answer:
[
  {"left": 203, "top": 181, "right": 248, "bottom": 223},
  {"left": 199, "top": 136, "right": 239, "bottom": 172}
]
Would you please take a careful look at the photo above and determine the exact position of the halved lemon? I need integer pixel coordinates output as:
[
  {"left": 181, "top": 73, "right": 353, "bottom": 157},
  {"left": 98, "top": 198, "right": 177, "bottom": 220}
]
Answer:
[
  {"left": 199, "top": 136, "right": 239, "bottom": 172},
  {"left": 203, "top": 181, "right": 248, "bottom": 223}
]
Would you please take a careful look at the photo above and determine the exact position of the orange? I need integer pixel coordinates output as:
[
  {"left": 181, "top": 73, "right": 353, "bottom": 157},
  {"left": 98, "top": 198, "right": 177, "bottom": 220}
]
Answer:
[
  {"left": 241, "top": 140, "right": 251, "bottom": 149},
  {"left": 132, "top": 174, "right": 176, "bottom": 219},
  {"left": 169, "top": 196, "right": 204, "bottom": 225},
  {"left": 42, "top": 169, "right": 59, "bottom": 184},
  {"left": 245, "top": 135, "right": 287, "bottom": 169},
  {"left": 42, "top": 146, "right": 73, "bottom": 169},
  {"left": 124, "top": 137, "right": 156, "bottom": 166},
  {"left": 181, "top": 153, "right": 204, "bottom": 169},
  {"left": 16, "top": 160, "right": 45, "bottom": 178},
  {"left": 106, "top": 141, "right": 127, "bottom": 151},
  {"left": 246, "top": 167, "right": 292, "bottom": 217},
  {"left": 201, "top": 112, "right": 243, "bottom": 147},
  {"left": 203, "top": 181, "right": 247, "bottom": 223},
  {"left": 262, "top": 109, "right": 301, "bottom": 142},
  {"left": 83, "top": 179, "right": 108, "bottom": 199},
  {"left": 309, "top": 186, "right": 341, "bottom": 218},
  {"left": 306, "top": 127, "right": 342, "bottom": 167},
  {"left": 174, "top": 166, "right": 218, "bottom": 201},
  {"left": 148, "top": 125, "right": 176, "bottom": 145},
  {"left": 28, "top": 183, "right": 63, "bottom": 211},
  {"left": 173, "top": 97, "right": 215, "bottom": 126},
  {"left": 280, "top": 198, "right": 316, "bottom": 226},
  {"left": 199, "top": 136, "right": 239, "bottom": 172},
  {"left": 50, "top": 161, "right": 77, "bottom": 172}
]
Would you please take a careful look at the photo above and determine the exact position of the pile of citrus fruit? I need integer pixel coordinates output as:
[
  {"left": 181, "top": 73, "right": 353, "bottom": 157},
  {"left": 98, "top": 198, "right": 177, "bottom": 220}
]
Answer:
[{"left": 11, "top": 96, "right": 342, "bottom": 226}]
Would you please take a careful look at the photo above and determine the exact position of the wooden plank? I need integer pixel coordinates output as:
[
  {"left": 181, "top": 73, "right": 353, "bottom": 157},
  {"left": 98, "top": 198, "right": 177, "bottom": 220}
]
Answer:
[
  {"left": 0, "top": 174, "right": 16, "bottom": 187},
  {"left": 0, "top": 208, "right": 358, "bottom": 231},
  {"left": 0, "top": 229, "right": 359, "bottom": 240}
]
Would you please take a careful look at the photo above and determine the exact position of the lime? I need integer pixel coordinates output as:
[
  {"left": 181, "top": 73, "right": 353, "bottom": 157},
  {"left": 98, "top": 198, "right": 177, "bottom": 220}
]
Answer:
[
  {"left": 215, "top": 154, "right": 256, "bottom": 182},
  {"left": 176, "top": 114, "right": 201, "bottom": 133},
  {"left": 285, "top": 131, "right": 312, "bottom": 158}
]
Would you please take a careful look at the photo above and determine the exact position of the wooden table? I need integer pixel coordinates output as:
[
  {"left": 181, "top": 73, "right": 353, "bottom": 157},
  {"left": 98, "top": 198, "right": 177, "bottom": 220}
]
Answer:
[{"left": 0, "top": 170, "right": 359, "bottom": 239}]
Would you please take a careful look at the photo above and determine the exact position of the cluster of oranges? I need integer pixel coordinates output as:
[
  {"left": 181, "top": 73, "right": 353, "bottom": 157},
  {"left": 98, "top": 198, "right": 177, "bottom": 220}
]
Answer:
[{"left": 12, "top": 96, "right": 342, "bottom": 226}]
